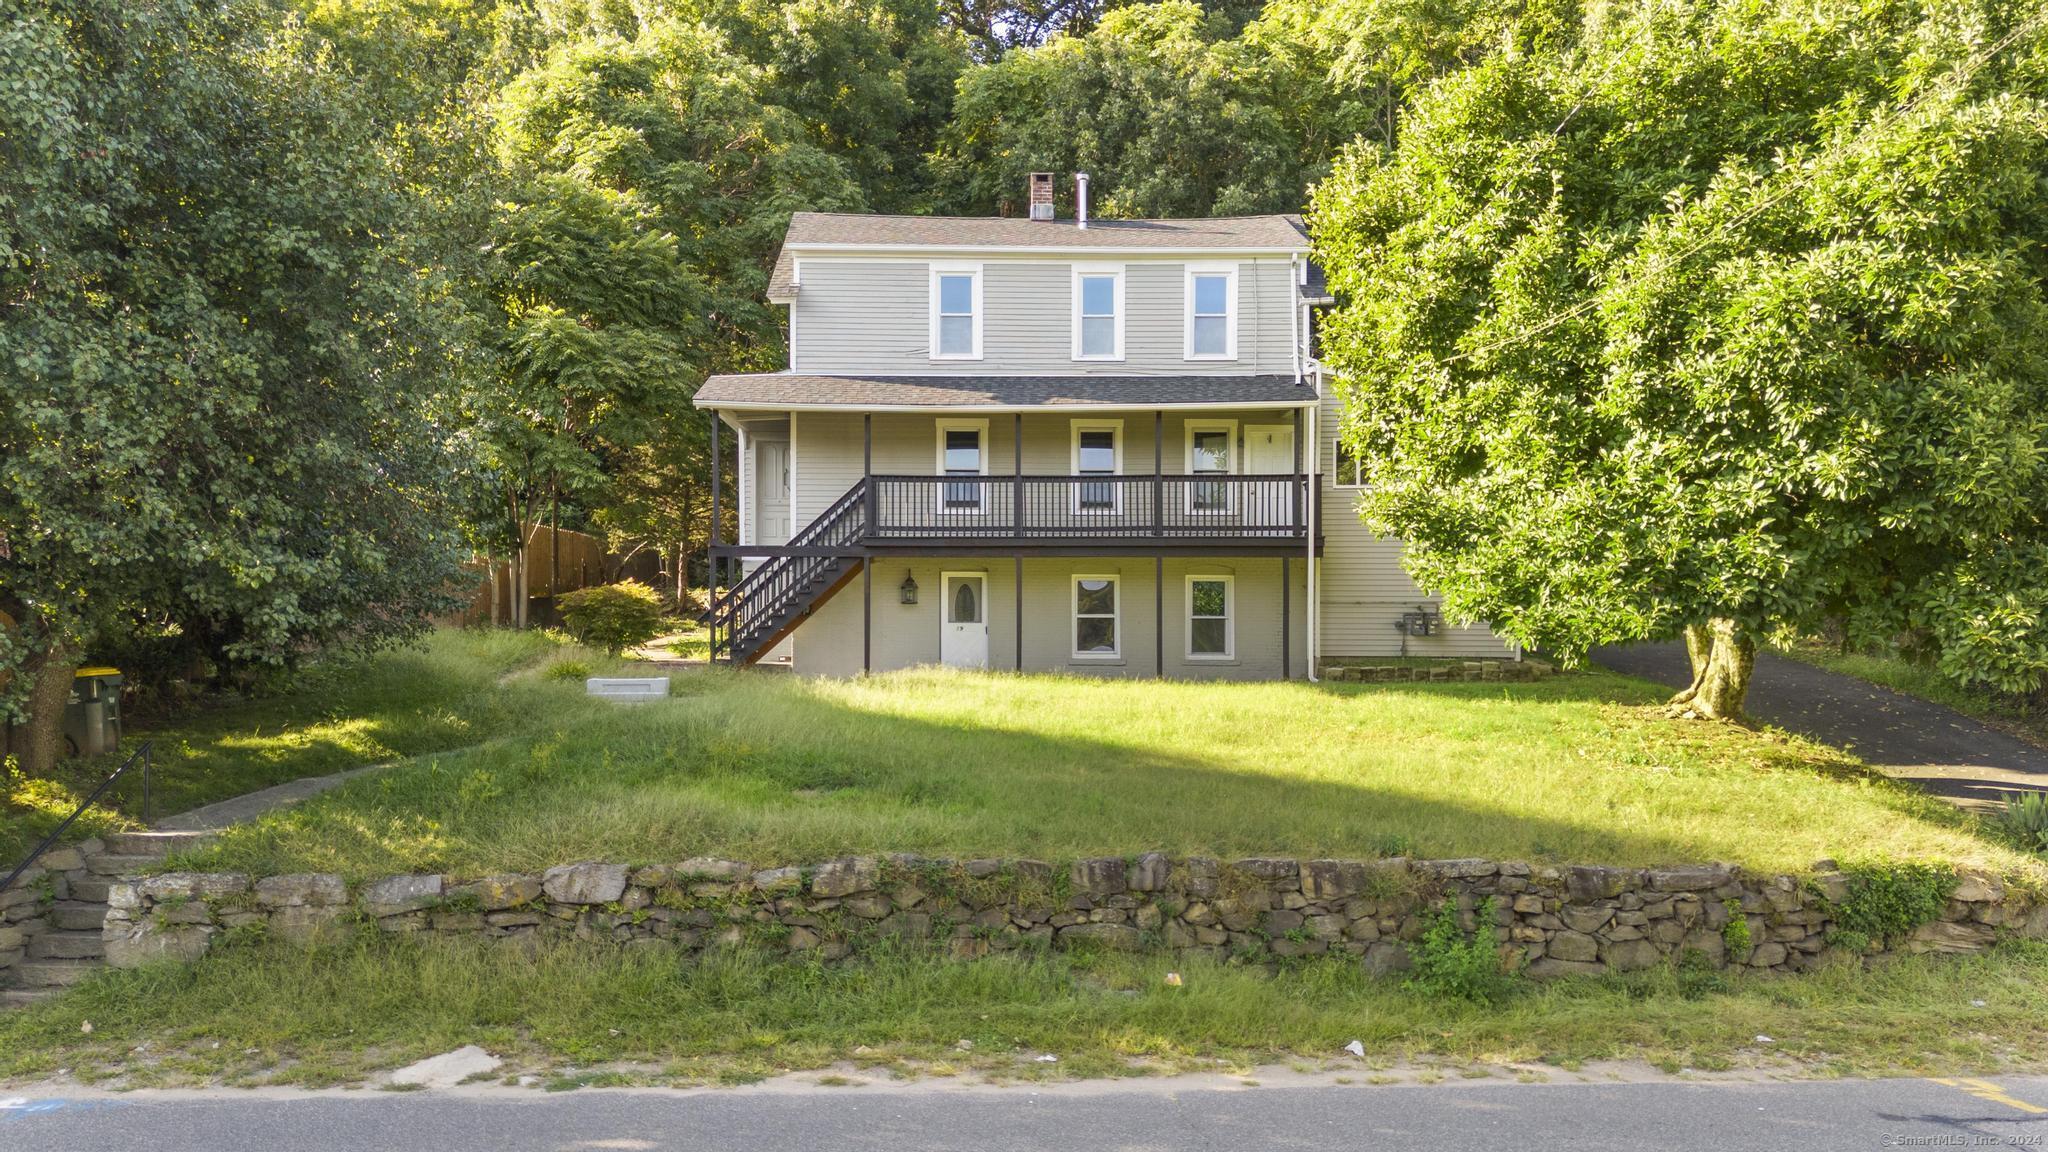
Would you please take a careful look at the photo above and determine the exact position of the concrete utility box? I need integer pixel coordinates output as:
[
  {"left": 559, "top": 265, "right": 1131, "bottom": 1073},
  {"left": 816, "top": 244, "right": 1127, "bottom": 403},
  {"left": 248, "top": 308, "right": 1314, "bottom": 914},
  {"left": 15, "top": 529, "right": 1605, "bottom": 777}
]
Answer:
[
  {"left": 586, "top": 677, "right": 670, "bottom": 702},
  {"left": 65, "top": 666, "right": 124, "bottom": 757}
]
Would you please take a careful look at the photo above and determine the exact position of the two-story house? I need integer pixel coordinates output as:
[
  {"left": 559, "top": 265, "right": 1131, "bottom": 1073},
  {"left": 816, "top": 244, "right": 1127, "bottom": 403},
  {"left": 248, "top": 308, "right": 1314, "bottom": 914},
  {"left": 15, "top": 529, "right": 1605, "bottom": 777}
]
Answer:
[{"left": 697, "top": 174, "right": 1511, "bottom": 677}]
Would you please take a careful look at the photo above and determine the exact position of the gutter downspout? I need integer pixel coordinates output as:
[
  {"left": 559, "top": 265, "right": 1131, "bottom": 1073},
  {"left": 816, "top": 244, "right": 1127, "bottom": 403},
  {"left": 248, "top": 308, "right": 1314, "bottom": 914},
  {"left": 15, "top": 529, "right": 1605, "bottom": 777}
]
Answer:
[
  {"left": 1305, "top": 381, "right": 1318, "bottom": 683},
  {"left": 1289, "top": 255, "right": 1302, "bottom": 384}
]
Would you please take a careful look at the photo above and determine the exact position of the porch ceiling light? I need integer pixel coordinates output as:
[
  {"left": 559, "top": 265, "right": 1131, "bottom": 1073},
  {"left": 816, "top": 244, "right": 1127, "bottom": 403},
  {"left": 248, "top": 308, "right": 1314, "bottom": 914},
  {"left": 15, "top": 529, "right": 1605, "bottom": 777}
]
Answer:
[{"left": 900, "top": 571, "right": 919, "bottom": 605}]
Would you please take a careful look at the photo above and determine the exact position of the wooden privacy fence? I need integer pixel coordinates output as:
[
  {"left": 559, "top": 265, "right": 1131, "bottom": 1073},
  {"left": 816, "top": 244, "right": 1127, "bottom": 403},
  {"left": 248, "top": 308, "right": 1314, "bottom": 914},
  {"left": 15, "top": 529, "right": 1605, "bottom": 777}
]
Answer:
[{"left": 447, "top": 524, "right": 659, "bottom": 628}]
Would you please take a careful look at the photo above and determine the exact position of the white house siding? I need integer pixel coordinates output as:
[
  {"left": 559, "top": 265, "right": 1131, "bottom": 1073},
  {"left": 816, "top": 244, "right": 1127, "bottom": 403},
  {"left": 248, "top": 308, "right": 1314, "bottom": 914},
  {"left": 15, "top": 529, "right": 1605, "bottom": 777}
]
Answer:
[
  {"left": 792, "top": 257, "right": 1298, "bottom": 376},
  {"left": 793, "top": 556, "right": 1308, "bottom": 679},
  {"left": 1315, "top": 388, "right": 1512, "bottom": 659}
]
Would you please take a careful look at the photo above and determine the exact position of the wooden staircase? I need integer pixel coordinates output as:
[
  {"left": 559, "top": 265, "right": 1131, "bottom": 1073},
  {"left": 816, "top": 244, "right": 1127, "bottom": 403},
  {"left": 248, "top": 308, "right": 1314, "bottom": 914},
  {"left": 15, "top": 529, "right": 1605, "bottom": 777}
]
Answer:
[{"left": 711, "top": 481, "right": 869, "bottom": 666}]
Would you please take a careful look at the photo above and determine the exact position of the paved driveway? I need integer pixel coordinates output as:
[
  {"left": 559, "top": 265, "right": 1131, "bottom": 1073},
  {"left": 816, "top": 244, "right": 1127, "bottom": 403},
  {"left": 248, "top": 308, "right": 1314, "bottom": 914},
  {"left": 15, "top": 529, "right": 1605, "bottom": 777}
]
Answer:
[{"left": 1593, "top": 642, "right": 2048, "bottom": 809}]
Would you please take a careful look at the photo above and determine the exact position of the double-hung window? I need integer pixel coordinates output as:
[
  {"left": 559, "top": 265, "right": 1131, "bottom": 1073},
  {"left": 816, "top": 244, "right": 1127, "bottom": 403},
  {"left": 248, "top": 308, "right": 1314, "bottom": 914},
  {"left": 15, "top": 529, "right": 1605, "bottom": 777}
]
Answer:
[
  {"left": 1185, "top": 265, "right": 1237, "bottom": 359},
  {"left": 1334, "top": 438, "right": 1368, "bottom": 488},
  {"left": 937, "top": 420, "right": 988, "bottom": 512},
  {"left": 1072, "top": 266, "right": 1124, "bottom": 360},
  {"left": 931, "top": 264, "right": 982, "bottom": 359},
  {"left": 1187, "top": 576, "right": 1233, "bottom": 660},
  {"left": 1186, "top": 420, "right": 1235, "bottom": 513},
  {"left": 1073, "top": 575, "right": 1120, "bottom": 659},
  {"left": 1071, "top": 420, "right": 1122, "bottom": 513}
]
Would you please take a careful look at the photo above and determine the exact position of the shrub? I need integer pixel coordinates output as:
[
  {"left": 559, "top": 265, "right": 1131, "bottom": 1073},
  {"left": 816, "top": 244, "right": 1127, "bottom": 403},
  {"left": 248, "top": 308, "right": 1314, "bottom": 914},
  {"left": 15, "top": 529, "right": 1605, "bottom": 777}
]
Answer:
[
  {"left": 1405, "top": 897, "right": 1513, "bottom": 1004},
  {"left": 556, "top": 581, "right": 664, "bottom": 655},
  {"left": 542, "top": 659, "right": 591, "bottom": 683},
  {"left": 1999, "top": 791, "right": 2048, "bottom": 854},
  {"left": 1720, "top": 898, "right": 1751, "bottom": 957},
  {"left": 1822, "top": 862, "right": 1957, "bottom": 951}
]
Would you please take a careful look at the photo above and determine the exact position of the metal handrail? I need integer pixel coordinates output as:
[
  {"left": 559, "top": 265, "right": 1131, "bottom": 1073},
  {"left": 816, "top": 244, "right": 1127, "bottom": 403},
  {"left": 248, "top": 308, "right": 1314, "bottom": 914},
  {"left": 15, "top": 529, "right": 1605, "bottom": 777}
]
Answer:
[
  {"left": 712, "top": 481, "right": 870, "bottom": 663},
  {"left": 1, "top": 741, "right": 152, "bottom": 895}
]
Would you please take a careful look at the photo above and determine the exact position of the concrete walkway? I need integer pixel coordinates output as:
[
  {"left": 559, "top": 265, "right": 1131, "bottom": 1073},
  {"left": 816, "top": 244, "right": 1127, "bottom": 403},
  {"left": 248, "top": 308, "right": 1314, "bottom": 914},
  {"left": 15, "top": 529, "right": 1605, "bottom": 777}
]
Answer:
[
  {"left": 1593, "top": 643, "right": 2048, "bottom": 810},
  {"left": 154, "top": 762, "right": 395, "bottom": 832}
]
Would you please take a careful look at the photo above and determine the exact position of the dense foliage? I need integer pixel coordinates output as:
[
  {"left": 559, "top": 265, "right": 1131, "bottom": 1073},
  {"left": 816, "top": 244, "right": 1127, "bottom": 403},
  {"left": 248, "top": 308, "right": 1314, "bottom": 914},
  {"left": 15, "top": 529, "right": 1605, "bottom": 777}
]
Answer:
[
  {"left": 1313, "top": 0, "right": 2048, "bottom": 716},
  {"left": 1, "top": 0, "right": 468, "bottom": 766},
  {"left": 557, "top": 580, "right": 668, "bottom": 655}
]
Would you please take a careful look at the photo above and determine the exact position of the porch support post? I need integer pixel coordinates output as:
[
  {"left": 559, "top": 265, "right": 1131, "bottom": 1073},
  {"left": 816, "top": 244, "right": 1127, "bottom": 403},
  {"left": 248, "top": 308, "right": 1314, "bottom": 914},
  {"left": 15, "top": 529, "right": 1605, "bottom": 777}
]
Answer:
[
  {"left": 862, "top": 560, "right": 872, "bottom": 675},
  {"left": 1014, "top": 553, "right": 1023, "bottom": 672},
  {"left": 1281, "top": 554, "right": 1290, "bottom": 680},
  {"left": 1013, "top": 413, "right": 1024, "bottom": 539},
  {"left": 709, "top": 408, "right": 722, "bottom": 609},
  {"left": 863, "top": 414, "right": 876, "bottom": 531},
  {"left": 1153, "top": 411, "right": 1164, "bottom": 537},
  {"left": 1155, "top": 553, "right": 1164, "bottom": 678}
]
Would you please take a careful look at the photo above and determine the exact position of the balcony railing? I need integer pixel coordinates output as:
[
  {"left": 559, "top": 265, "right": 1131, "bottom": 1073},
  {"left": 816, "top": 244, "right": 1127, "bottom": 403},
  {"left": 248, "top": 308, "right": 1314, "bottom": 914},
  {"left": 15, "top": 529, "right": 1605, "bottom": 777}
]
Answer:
[{"left": 866, "top": 474, "right": 1307, "bottom": 541}]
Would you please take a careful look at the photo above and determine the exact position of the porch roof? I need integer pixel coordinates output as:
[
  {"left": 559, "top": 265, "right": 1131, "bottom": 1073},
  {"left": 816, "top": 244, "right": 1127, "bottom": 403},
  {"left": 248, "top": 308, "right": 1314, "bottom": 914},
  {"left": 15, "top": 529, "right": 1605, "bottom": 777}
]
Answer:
[{"left": 694, "top": 373, "right": 1316, "bottom": 413}]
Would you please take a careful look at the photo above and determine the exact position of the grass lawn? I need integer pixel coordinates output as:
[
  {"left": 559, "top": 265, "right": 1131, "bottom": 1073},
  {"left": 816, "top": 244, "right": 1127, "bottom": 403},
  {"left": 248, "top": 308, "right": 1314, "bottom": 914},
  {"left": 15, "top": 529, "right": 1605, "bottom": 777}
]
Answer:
[
  {"left": 1, "top": 629, "right": 596, "bottom": 862},
  {"left": 4, "top": 933, "right": 2047, "bottom": 1087},
  {"left": 154, "top": 629, "right": 2037, "bottom": 881}
]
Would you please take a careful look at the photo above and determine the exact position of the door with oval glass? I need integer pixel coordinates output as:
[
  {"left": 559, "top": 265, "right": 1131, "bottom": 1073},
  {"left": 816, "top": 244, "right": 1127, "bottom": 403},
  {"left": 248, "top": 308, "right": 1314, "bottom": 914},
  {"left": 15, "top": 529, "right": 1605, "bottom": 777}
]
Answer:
[{"left": 940, "top": 572, "right": 989, "bottom": 669}]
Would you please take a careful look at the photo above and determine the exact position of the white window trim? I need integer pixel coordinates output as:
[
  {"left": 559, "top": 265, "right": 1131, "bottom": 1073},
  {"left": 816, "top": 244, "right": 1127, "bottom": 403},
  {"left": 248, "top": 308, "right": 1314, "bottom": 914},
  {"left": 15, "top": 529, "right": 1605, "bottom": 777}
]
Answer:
[
  {"left": 1185, "top": 575, "right": 1235, "bottom": 661},
  {"left": 1184, "top": 262, "right": 1238, "bottom": 361},
  {"left": 1072, "top": 573, "right": 1121, "bottom": 661},
  {"left": 929, "top": 262, "right": 984, "bottom": 361},
  {"left": 1183, "top": 418, "right": 1238, "bottom": 515},
  {"left": 935, "top": 418, "right": 991, "bottom": 515},
  {"left": 1070, "top": 264, "right": 1126, "bottom": 361},
  {"left": 1069, "top": 418, "right": 1124, "bottom": 514}
]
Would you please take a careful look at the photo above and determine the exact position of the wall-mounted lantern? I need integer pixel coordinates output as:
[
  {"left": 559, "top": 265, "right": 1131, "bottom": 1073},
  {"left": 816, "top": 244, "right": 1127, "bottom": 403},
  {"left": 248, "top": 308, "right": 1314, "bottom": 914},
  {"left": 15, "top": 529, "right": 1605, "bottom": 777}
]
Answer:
[{"left": 899, "top": 572, "right": 919, "bottom": 605}]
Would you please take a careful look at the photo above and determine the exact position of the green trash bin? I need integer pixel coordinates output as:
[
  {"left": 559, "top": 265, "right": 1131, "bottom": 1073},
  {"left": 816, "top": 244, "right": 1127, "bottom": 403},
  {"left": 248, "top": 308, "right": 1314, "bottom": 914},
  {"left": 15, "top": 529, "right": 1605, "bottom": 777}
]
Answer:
[{"left": 63, "top": 667, "right": 123, "bottom": 758}]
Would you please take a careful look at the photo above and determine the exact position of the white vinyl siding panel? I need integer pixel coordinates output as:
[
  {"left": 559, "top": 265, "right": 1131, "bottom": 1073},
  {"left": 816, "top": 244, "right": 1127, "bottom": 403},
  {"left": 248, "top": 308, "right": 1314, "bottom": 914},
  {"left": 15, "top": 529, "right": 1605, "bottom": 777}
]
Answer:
[
  {"left": 793, "top": 257, "right": 1297, "bottom": 375},
  {"left": 1314, "top": 388, "right": 1512, "bottom": 659}
]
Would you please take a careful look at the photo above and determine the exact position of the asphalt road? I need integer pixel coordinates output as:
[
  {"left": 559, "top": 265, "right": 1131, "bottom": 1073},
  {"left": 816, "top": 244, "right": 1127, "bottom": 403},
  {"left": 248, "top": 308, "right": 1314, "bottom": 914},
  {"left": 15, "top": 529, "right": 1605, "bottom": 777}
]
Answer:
[
  {"left": 1593, "top": 641, "right": 2048, "bottom": 809},
  {"left": 7, "top": 1073, "right": 2048, "bottom": 1151}
]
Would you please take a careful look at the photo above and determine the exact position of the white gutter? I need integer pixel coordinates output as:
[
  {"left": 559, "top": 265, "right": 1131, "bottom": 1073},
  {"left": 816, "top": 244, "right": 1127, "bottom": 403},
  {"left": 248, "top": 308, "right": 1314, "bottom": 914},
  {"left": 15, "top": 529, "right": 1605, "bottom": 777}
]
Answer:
[{"left": 785, "top": 243, "right": 1308, "bottom": 258}]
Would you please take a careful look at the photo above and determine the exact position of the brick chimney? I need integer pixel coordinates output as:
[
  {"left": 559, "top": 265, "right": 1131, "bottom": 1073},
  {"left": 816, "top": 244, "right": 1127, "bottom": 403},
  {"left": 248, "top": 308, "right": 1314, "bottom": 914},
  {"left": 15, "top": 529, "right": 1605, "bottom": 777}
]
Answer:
[{"left": 1028, "top": 172, "right": 1055, "bottom": 221}]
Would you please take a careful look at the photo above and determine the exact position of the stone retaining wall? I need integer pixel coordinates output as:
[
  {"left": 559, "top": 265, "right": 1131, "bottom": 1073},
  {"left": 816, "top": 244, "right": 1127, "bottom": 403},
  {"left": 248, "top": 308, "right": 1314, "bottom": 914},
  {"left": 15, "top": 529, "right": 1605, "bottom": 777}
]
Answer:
[
  {"left": 96, "top": 854, "right": 2048, "bottom": 978},
  {"left": 0, "top": 847, "right": 89, "bottom": 985}
]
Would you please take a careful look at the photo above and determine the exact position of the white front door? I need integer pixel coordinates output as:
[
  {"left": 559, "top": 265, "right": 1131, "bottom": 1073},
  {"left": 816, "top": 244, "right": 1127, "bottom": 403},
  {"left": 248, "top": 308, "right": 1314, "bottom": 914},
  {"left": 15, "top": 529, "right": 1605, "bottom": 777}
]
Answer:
[
  {"left": 940, "top": 573, "right": 989, "bottom": 669},
  {"left": 757, "top": 440, "right": 791, "bottom": 544},
  {"left": 1246, "top": 424, "right": 1297, "bottom": 527}
]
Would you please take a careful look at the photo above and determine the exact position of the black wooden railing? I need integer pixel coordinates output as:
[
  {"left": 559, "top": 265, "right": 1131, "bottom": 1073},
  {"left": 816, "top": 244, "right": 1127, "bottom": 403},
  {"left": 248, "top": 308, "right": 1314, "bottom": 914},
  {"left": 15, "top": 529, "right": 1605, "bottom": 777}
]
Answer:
[
  {"left": 709, "top": 482, "right": 870, "bottom": 664},
  {"left": 868, "top": 474, "right": 1307, "bottom": 540},
  {"left": 1, "top": 741, "right": 152, "bottom": 896}
]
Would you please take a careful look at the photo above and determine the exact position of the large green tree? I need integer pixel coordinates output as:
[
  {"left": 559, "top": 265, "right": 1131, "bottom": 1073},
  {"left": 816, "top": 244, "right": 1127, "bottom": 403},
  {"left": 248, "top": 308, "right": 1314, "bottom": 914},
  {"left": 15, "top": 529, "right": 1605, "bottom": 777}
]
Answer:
[
  {"left": 1312, "top": 0, "right": 2048, "bottom": 718},
  {"left": 1, "top": 0, "right": 469, "bottom": 768},
  {"left": 477, "top": 22, "right": 860, "bottom": 611}
]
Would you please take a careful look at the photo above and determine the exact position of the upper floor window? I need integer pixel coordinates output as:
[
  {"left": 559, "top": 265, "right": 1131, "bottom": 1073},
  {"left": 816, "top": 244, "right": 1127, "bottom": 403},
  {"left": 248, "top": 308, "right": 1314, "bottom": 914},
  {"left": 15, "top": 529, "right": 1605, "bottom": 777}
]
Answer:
[
  {"left": 1072, "top": 265, "right": 1125, "bottom": 360},
  {"left": 930, "top": 264, "right": 983, "bottom": 359},
  {"left": 1333, "top": 438, "right": 1368, "bottom": 488},
  {"left": 1185, "top": 265, "right": 1237, "bottom": 359},
  {"left": 1071, "top": 419, "right": 1122, "bottom": 512}
]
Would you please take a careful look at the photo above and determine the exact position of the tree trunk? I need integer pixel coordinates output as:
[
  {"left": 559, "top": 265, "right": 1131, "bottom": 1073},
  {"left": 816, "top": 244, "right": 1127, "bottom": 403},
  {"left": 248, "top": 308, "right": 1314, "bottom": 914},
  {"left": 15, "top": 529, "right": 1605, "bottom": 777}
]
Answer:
[
  {"left": 511, "top": 539, "right": 528, "bottom": 630},
  {"left": 7, "top": 643, "right": 81, "bottom": 774},
  {"left": 1666, "top": 618, "right": 1753, "bottom": 721}
]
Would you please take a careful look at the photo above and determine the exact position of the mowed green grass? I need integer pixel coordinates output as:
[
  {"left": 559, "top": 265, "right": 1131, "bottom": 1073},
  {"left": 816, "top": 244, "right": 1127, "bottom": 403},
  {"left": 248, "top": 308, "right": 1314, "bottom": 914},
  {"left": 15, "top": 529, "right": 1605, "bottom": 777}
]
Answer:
[
  {"left": 168, "top": 629, "right": 2035, "bottom": 880},
  {"left": 5, "top": 933, "right": 2048, "bottom": 1086}
]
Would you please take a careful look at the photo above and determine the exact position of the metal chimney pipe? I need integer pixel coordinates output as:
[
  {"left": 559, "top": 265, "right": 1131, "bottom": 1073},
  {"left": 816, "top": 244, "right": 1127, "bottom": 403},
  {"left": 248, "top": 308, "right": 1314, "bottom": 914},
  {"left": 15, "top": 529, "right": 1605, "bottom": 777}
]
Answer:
[{"left": 1076, "top": 172, "right": 1090, "bottom": 229}]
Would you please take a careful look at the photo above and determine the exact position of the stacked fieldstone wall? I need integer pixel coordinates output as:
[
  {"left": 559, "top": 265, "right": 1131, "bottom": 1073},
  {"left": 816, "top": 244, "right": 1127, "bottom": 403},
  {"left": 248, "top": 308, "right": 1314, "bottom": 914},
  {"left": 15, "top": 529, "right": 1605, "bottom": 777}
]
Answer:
[
  {"left": 1321, "top": 661, "right": 1553, "bottom": 683},
  {"left": 94, "top": 854, "right": 2048, "bottom": 978},
  {"left": 0, "top": 846, "right": 90, "bottom": 984}
]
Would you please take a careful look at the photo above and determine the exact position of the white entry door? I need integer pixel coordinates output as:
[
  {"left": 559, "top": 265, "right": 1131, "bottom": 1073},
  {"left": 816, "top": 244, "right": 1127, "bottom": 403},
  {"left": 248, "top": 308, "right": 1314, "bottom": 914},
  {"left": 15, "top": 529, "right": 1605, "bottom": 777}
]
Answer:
[
  {"left": 756, "top": 440, "right": 791, "bottom": 544},
  {"left": 1245, "top": 425, "right": 1297, "bottom": 528},
  {"left": 940, "top": 573, "right": 989, "bottom": 669}
]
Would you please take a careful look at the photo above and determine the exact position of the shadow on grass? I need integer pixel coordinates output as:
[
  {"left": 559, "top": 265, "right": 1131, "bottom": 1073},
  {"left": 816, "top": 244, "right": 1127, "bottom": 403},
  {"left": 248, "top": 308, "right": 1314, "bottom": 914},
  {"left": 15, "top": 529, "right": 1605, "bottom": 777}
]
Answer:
[{"left": 168, "top": 660, "right": 2013, "bottom": 880}]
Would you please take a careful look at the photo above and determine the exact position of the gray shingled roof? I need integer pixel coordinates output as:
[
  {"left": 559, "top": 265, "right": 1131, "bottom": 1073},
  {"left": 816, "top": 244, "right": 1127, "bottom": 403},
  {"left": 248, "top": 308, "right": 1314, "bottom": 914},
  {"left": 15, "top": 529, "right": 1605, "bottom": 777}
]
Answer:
[
  {"left": 695, "top": 373, "right": 1315, "bottom": 410},
  {"left": 768, "top": 212, "right": 1312, "bottom": 300}
]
